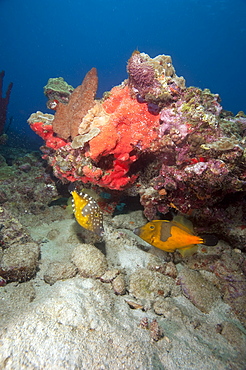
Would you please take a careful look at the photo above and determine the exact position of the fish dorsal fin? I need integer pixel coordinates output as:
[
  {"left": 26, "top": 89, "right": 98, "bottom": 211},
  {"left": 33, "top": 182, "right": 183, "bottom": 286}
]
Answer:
[{"left": 172, "top": 214, "right": 194, "bottom": 234}]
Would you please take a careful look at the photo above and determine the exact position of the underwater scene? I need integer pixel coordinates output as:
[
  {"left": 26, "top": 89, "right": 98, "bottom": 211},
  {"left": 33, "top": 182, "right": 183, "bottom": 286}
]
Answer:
[{"left": 0, "top": 0, "right": 246, "bottom": 368}]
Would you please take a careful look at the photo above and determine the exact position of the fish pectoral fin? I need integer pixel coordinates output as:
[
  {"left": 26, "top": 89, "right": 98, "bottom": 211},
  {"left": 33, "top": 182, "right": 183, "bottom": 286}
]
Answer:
[{"left": 178, "top": 244, "right": 198, "bottom": 257}]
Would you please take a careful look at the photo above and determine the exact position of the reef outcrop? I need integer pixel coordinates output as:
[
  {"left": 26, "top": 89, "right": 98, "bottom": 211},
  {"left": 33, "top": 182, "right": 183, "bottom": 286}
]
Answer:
[{"left": 28, "top": 52, "right": 246, "bottom": 245}]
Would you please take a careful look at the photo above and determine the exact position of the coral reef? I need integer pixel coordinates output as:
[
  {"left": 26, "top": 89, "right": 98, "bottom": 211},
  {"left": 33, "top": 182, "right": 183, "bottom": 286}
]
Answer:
[
  {"left": 29, "top": 52, "right": 246, "bottom": 244},
  {"left": 29, "top": 82, "right": 162, "bottom": 189},
  {"left": 0, "top": 70, "right": 13, "bottom": 136}
]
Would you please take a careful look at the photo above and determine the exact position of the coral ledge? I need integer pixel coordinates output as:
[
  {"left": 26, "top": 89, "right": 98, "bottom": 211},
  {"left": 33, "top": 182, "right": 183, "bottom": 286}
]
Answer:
[{"left": 28, "top": 51, "right": 246, "bottom": 239}]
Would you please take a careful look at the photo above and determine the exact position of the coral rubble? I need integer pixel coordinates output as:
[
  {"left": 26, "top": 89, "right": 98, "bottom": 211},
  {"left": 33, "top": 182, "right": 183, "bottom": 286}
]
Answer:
[{"left": 28, "top": 52, "right": 246, "bottom": 244}]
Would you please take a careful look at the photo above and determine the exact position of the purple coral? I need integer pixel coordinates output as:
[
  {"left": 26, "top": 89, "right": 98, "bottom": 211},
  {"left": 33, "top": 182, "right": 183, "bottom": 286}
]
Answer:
[
  {"left": 159, "top": 105, "right": 188, "bottom": 140},
  {"left": 127, "top": 52, "right": 160, "bottom": 98}
]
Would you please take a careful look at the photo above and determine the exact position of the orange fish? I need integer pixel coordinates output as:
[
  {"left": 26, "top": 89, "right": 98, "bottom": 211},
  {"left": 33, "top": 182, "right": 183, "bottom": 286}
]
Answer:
[{"left": 134, "top": 215, "right": 217, "bottom": 257}]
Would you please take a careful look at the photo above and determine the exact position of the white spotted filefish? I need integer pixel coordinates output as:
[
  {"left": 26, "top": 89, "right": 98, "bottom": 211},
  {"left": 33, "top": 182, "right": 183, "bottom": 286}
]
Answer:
[{"left": 71, "top": 190, "right": 104, "bottom": 236}]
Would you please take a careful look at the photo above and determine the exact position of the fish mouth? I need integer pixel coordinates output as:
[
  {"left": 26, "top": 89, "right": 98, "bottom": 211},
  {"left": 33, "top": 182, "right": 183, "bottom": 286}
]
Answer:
[
  {"left": 133, "top": 227, "right": 140, "bottom": 236},
  {"left": 99, "top": 230, "right": 105, "bottom": 237}
]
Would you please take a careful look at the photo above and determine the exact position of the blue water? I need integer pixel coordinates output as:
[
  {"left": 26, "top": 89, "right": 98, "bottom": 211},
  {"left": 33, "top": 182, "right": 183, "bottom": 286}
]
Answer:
[{"left": 0, "top": 0, "right": 245, "bottom": 149}]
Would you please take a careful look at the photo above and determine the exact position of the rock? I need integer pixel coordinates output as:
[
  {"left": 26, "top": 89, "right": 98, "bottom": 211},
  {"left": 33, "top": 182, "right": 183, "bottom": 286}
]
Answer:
[
  {"left": 0, "top": 281, "right": 36, "bottom": 327},
  {"left": 0, "top": 242, "right": 40, "bottom": 282},
  {"left": 129, "top": 268, "right": 175, "bottom": 300},
  {"left": 0, "top": 206, "right": 40, "bottom": 283},
  {"left": 111, "top": 210, "right": 147, "bottom": 230},
  {"left": 46, "top": 228, "right": 60, "bottom": 240},
  {"left": 125, "top": 300, "right": 144, "bottom": 310},
  {"left": 100, "top": 269, "right": 120, "bottom": 282},
  {"left": 153, "top": 297, "right": 183, "bottom": 320},
  {"left": 0, "top": 206, "right": 30, "bottom": 247},
  {"left": 112, "top": 274, "right": 126, "bottom": 295},
  {"left": 149, "top": 319, "right": 164, "bottom": 341},
  {"left": 178, "top": 267, "right": 222, "bottom": 313},
  {"left": 18, "top": 163, "right": 31, "bottom": 172},
  {"left": 0, "top": 278, "right": 165, "bottom": 369},
  {"left": 221, "top": 322, "right": 245, "bottom": 350},
  {"left": 44, "top": 262, "right": 77, "bottom": 285},
  {"left": 0, "top": 276, "right": 7, "bottom": 286},
  {"left": 138, "top": 317, "right": 165, "bottom": 342},
  {"left": 210, "top": 252, "right": 246, "bottom": 326},
  {"left": 71, "top": 243, "right": 108, "bottom": 278},
  {"left": 223, "top": 289, "right": 246, "bottom": 327},
  {"left": 184, "top": 246, "right": 246, "bottom": 325},
  {"left": 0, "top": 189, "right": 8, "bottom": 204},
  {"left": 1, "top": 277, "right": 244, "bottom": 369},
  {"left": 149, "top": 261, "right": 178, "bottom": 279}
]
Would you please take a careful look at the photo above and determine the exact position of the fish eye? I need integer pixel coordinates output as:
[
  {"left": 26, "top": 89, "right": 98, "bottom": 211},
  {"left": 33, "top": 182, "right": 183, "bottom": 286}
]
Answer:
[
  {"left": 149, "top": 225, "right": 155, "bottom": 230},
  {"left": 94, "top": 212, "right": 100, "bottom": 218}
]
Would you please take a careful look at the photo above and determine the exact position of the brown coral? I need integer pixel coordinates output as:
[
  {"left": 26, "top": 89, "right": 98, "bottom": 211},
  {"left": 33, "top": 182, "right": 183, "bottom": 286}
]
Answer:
[{"left": 52, "top": 68, "right": 98, "bottom": 140}]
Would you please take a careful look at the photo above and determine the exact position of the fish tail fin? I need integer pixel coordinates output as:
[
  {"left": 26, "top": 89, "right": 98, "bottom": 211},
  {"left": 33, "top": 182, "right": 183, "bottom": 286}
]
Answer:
[{"left": 200, "top": 234, "right": 218, "bottom": 246}]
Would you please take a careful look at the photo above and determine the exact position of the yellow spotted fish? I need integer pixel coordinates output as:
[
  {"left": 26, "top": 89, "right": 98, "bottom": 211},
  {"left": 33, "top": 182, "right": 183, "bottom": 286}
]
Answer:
[
  {"left": 134, "top": 215, "right": 217, "bottom": 257},
  {"left": 71, "top": 190, "right": 104, "bottom": 236}
]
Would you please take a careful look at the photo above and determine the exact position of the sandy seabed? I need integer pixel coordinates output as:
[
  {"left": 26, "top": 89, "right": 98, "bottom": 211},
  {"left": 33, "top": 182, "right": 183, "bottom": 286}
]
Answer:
[{"left": 0, "top": 205, "right": 246, "bottom": 370}]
